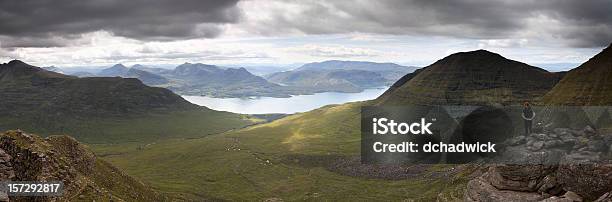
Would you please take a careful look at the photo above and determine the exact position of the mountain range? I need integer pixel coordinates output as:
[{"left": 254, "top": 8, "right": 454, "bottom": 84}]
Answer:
[
  {"left": 0, "top": 60, "right": 193, "bottom": 117},
  {"left": 45, "top": 60, "right": 417, "bottom": 98},
  {"left": 0, "top": 60, "right": 257, "bottom": 143},
  {"left": 158, "top": 63, "right": 290, "bottom": 97},
  {"left": 266, "top": 60, "right": 417, "bottom": 93},
  {"left": 2, "top": 44, "right": 611, "bottom": 201},
  {"left": 97, "top": 64, "right": 169, "bottom": 85},
  {"left": 122, "top": 45, "right": 608, "bottom": 200}
]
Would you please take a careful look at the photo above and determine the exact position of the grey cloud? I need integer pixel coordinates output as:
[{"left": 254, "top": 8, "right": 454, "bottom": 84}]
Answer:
[
  {"left": 0, "top": 35, "right": 70, "bottom": 48},
  {"left": 241, "top": 0, "right": 612, "bottom": 47},
  {"left": 0, "top": 0, "right": 241, "bottom": 47},
  {"left": 2, "top": 0, "right": 611, "bottom": 48},
  {"left": 546, "top": 0, "right": 612, "bottom": 48},
  {"left": 92, "top": 48, "right": 269, "bottom": 63}
]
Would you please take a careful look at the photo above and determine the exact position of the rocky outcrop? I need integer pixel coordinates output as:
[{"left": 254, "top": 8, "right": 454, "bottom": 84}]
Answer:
[
  {"left": 595, "top": 191, "right": 612, "bottom": 202},
  {"left": 500, "top": 126, "right": 610, "bottom": 164},
  {"left": 465, "top": 126, "right": 612, "bottom": 201},
  {"left": 465, "top": 173, "right": 545, "bottom": 202},
  {"left": 0, "top": 130, "right": 166, "bottom": 201},
  {"left": 556, "top": 164, "right": 612, "bottom": 201}
]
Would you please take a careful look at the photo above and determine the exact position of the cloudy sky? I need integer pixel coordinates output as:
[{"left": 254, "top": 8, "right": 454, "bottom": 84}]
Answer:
[{"left": 0, "top": 0, "right": 611, "bottom": 71}]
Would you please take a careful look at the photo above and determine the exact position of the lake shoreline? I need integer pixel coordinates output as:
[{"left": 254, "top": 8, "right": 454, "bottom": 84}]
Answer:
[{"left": 182, "top": 87, "right": 389, "bottom": 114}]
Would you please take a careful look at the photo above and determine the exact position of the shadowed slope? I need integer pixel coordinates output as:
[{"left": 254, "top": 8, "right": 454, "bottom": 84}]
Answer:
[{"left": 543, "top": 44, "right": 612, "bottom": 106}]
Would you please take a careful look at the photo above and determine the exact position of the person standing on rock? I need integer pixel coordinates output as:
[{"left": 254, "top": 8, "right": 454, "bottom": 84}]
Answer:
[{"left": 522, "top": 102, "right": 535, "bottom": 135}]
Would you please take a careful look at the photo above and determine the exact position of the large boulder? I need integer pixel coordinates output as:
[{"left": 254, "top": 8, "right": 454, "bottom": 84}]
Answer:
[
  {"left": 485, "top": 165, "right": 556, "bottom": 192},
  {"left": 465, "top": 126, "right": 612, "bottom": 201},
  {"left": 465, "top": 175, "right": 544, "bottom": 202},
  {"left": 556, "top": 164, "right": 612, "bottom": 201}
]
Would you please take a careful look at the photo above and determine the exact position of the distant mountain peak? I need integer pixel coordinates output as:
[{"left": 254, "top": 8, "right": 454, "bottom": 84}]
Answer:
[
  {"left": 443, "top": 49, "right": 505, "bottom": 60},
  {"left": 1, "top": 60, "right": 46, "bottom": 76},
  {"left": 429, "top": 48, "right": 550, "bottom": 73},
  {"left": 7, "top": 59, "right": 27, "bottom": 66},
  {"left": 471, "top": 49, "right": 496, "bottom": 54},
  {"left": 377, "top": 50, "right": 562, "bottom": 106},
  {"left": 110, "top": 63, "right": 128, "bottom": 69}
]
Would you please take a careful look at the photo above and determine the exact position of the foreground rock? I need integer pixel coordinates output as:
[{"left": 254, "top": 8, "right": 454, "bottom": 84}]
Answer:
[
  {"left": 465, "top": 126, "right": 612, "bottom": 201},
  {"left": 0, "top": 130, "right": 166, "bottom": 201}
]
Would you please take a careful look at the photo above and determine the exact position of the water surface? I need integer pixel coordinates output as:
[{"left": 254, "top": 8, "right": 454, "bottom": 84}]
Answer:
[{"left": 183, "top": 87, "right": 388, "bottom": 114}]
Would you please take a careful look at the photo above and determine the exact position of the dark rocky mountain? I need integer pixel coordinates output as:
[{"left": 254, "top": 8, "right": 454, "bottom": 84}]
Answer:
[
  {"left": 97, "top": 64, "right": 130, "bottom": 76},
  {"left": 0, "top": 60, "right": 195, "bottom": 117},
  {"left": 376, "top": 67, "right": 425, "bottom": 101},
  {"left": 266, "top": 60, "right": 416, "bottom": 93},
  {"left": 98, "top": 64, "right": 169, "bottom": 85},
  {"left": 376, "top": 50, "right": 564, "bottom": 106},
  {"left": 0, "top": 130, "right": 166, "bottom": 201},
  {"left": 543, "top": 44, "right": 612, "bottom": 106}
]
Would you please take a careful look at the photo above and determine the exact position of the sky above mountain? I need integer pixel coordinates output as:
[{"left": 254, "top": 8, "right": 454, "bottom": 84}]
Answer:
[{"left": 0, "top": 0, "right": 610, "bottom": 71}]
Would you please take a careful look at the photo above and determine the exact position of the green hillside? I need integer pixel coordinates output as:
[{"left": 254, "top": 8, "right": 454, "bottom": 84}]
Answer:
[
  {"left": 0, "top": 60, "right": 258, "bottom": 144},
  {"left": 93, "top": 101, "right": 473, "bottom": 201},
  {"left": 543, "top": 44, "right": 612, "bottom": 105},
  {"left": 93, "top": 49, "right": 567, "bottom": 200},
  {"left": 377, "top": 50, "right": 563, "bottom": 106},
  {"left": 1, "top": 109, "right": 258, "bottom": 144}
]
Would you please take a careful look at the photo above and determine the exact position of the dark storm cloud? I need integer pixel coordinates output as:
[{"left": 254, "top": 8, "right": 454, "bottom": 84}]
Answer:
[
  {"left": 244, "top": 0, "right": 612, "bottom": 47},
  {"left": 543, "top": 0, "right": 612, "bottom": 47},
  {"left": 1, "top": 0, "right": 611, "bottom": 48},
  {"left": 0, "top": 0, "right": 241, "bottom": 47}
]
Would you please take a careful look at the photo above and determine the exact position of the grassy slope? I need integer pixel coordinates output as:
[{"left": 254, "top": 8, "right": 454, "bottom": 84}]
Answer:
[
  {"left": 542, "top": 45, "right": 612, "bottom": 105},
  {"left": 0, "top": 60, "right": 261, "bottom": 144},
  {"left": 0, "top": 109, "right": 258, "bottom": 144},
  {"left": 93, "top": 102, "right": 472, "bottom": 201}
]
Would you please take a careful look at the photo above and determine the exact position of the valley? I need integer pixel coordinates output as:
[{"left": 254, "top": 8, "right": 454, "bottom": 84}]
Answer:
[
  {"left": 1, "top": 45, "right": 611, "bottom": 201},
  {"left": 1, "top": 1, "right": 610, "bottom": 201},
  {"left": 0, "top": 60, "right": 260, "bottom": 143},
  {"left": 89, "top": 45, "right": 612, "bottom": 201},
  {"left": 90, "top": 101, "right": 472, "bottom": 201}
]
